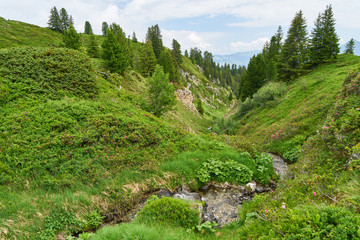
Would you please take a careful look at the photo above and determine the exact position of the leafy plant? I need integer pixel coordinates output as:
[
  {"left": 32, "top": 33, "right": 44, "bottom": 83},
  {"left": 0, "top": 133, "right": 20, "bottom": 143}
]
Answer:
[{"left": 195, "top": 221, "right": 218, "bottom": 234}]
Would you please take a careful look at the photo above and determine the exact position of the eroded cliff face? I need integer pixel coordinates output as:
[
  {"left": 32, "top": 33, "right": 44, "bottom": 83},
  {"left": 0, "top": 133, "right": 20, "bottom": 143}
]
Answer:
[{"left": 175, "top": 87, "right": 200, "bottom": 116}]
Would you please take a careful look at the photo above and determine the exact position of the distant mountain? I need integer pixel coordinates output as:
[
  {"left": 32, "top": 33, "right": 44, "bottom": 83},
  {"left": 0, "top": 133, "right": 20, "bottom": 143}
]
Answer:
[
  {"left": 340, "top": 39, "right": 360, "bottom": 55},
  {"left": 213, "top": 50, "right": 260, "bottom": 67}
]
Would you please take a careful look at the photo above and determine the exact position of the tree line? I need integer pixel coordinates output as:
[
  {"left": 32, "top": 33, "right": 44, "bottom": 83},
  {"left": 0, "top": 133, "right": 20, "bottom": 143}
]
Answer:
[{"left": 238, "top": 5, "right": 356, "bottom": 101}]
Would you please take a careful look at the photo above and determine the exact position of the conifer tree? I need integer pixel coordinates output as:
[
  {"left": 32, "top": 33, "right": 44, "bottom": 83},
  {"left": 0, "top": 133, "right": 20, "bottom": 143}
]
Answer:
[
  {"left": 84, "top": 21, "right": 93, "bottom": 34},
  {"left": 48, "top": 6, "right": 61, "bottom": 32},
  {"left": 158, "top": 49, "right": 177, "bottom": 81},
  {"left": 184, "top": 50, "right": 189, "bottom": 58},
  {"left": 279, "top": 10, "right": 309, "bottom": 81},
  {"left": 63, "top": 24, "right": 82, "bottom": 50},
  {"left": 101, "top": 24, "right": 131, "bottom": 73},
  {"left": 146, "top": 24, "right": 163, "bottom": 59},
  {"left": 139, "top": 41, "right": 157, "bottom": 77},
  {"left": 345, "top": 38, "right": 355, "bottom": 54},
  {"left": 172, "top": 39, "right": 182, "bottom": 64},
  {"left": 87, "top": 35, "right": 99, "bottom": 58},
  {"left": 59, "top": 8, "right": 70, "bottom": 32},
  {"left": 147, "top": 65, "right": 176, "bottom": 117},
  {"left": 310, "top": 5, "right": 339, "bottom": 66},
  {"left": 69, "top": 15, "right": 74, "bottom": 26},
  {"left": 132, "top": 32, "right": 138, "bottom": 42},
  {"left": 102, "top": 22, "right": 108, "bottom": 37},
  {"left": 240, "top": 54, "right": 267, "bottom": 98}
]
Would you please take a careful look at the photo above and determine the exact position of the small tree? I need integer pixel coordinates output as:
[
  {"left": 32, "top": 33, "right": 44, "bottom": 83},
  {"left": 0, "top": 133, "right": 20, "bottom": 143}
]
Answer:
[
  {"left": 84, "top": 21, "right": 93, "bottom": 34},
  {"left": 87, "top": 35, "right": 99, "bottom": 58},
  {"left": 345, "top": 38, "right": 355, "bottom": 54},
  {"left": 102, "top": 22, "right": 108, "bottom": 36},
  {"left": 132, "top": 32, "right": 138, "bottom": 42},
  {"left": 147, "top": 65, "right": 176, "bottom": 117},
  {"left": 63, "top": 24, "right": 82, "bottom": 50},
  {"left": 139, "top": 41, "right": 157, "bottom": 77},
  {"left": 196, "top": 99, "right": 204, "bottom": 115},
  {"left": 101, "top": 24, "right": 131, "bottom": 73},
  {"left": 172, "top": 39, "right": 182, "bottom": 64}
]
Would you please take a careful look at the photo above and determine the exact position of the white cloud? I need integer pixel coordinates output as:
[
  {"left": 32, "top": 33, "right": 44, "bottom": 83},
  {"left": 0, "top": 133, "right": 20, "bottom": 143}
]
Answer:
[{"left": 230, "top": 37, "right": 270, "bottom": 52}]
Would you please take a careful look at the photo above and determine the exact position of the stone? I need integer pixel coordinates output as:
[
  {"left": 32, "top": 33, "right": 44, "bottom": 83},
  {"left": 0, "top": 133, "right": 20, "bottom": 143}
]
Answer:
[
  {"left": 245, "top": 182, "right": 256, "bottom": 192},
  {"left": 157, "top": 189, "right": 173, "bottom": 198}
]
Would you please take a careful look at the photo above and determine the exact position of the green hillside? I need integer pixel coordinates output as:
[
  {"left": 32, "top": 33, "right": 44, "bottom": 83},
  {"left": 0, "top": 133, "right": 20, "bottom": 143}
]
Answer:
[{"left": 1, "top": 16, "right": 360, "bottom": 240}]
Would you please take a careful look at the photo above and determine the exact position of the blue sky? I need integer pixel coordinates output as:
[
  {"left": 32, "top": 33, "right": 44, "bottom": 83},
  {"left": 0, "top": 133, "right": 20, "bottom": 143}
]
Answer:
[{"left": 1, "top": 0, "right": 360, "bottom": 55}]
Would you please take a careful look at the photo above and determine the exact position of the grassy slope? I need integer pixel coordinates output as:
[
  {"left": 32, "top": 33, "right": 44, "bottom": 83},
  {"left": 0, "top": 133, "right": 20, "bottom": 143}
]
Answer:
[
  {"left": 234, "top": 54, "right": 360, "bottom": 155},
  {"left": 0, "top": 19, "right": 235, "bottom": 239}
]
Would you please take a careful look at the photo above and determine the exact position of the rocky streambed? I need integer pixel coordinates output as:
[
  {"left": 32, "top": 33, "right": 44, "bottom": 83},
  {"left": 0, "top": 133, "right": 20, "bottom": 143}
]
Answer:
[{"left": 113, "top": 153, "right": 289, "bottom": 227}]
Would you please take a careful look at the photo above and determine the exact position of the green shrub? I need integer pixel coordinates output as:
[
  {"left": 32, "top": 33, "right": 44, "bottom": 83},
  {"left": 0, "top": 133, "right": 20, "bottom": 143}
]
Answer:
[
  {"left": 197, "top": 158, "right": 253, "bottom": 185},
  {"left": 253, "top": 153, "right": 275, "bottom": 184},
  {"left": 0, "top": 47, "right": 98, "bottom": 99},
  {"left": 136, "top": 197, "right": 200, "bottom": 229},
  {"left": 279, "top": 206, "right": 360, "bottom": 239},
  {"left": 235, "top": 81, "right": 287, "bottom": 119}
]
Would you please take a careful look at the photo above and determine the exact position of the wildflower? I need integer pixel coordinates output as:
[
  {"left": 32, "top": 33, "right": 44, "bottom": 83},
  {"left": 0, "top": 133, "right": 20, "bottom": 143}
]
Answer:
[
  {"left": 282, "top": 203, "right": 286, "bottom": 209},
  {"left": 357, "top": 108, "right": 360, "bottom": 111},
  {"left": 265, "top": 209, "right": 268, "bottom": 213},
  {"left": 313, "top": 192, "right": 317, "bottom": 196}
]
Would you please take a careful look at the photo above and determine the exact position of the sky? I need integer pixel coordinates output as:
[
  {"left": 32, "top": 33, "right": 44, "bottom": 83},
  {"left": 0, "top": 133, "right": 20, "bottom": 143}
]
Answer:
[{"left": 1, "top": 0, "right": 360, "bottom": 55}]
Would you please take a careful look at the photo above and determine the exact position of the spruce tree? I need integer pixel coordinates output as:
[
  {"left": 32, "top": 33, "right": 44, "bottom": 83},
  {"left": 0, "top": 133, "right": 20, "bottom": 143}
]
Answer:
[
  {"left": 48, "top": 6, "right": 61, "bottom": 32},
  {"left": 101, "top": 24, "right": 131, "bottom": 73},
  {"left": 310, "top": 5, "right": 339, "bottom": 66},
  {"left": 147, "top": 65, "right": 176, "bottom": 117},
  {"left": 84, "top": 21, "right": 93, "bottom": 34},
  {"left": 196, "top": 99, "right": 204, "bottom": 115},
  {"left": 62, "top": 24, "right": 82, "bottom": 50},
  {"left": 345, "top": 38, "right": 355, "bottom": 54},
  {"left": 172, "top": 39, "right": 182, "bottom": 64},
  {"left": 59, "top": 8, "right": 70, "bottom": 32},
  {"left": 102, "top": 22, "right": 108, "bottom": 37},
  {"left": 146, "top": 24, "right": 163, "bottom": 59},
  {"left": 184, "top": 50, "right": 189, "bottom": 58},
  {"left": 279, "top": 10, "right": 309, "bottom": 81},
  {"left": 87, "top": 35, "right": 99, "bottom": 58},
  {"left": 69, "top": 15, "right": 74, "bottom": 26},
  {"left": 132, "top": 32, "right": 138, "bottom": 42},
  {"left": 158, "top": 49, "right": 177, "bottom": 81},
  {"left": 139, "top": 41, "right": 157, "bottom": 77}
]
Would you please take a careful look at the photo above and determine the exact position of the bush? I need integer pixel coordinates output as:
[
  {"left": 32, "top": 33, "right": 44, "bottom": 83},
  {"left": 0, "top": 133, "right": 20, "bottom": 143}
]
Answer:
[
  {"left": 253, "top": 153, "right": 275, "bottom": 184},
  {"left": 236, "top": 81, "right": 287, "bottom": 118},
  {"left": 136, "top": 197, "right": 200, "bottom": 229},
  {"left": 197, "top": 158, "right": 253, "bottom": 185},
  {"left": 279, "top": 206, "right": 360, "bottom": 239},
  {"left": 0, "top": 47, "right": 97, "bottom": 99}
]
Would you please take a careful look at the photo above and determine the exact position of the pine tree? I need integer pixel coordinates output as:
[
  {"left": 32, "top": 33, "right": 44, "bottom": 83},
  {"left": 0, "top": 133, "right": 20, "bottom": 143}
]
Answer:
[
  {"left": 87, "top": 35, "right": 99, "bottom": 58},
  {"left": 139, "top": 41, "right": 157, "bottom": 77},
  {"left": 345, "top": 38, "right": 355, "bottom": 54},
  {"left": 59, "top": 8, "right": 70, "bottom": 32},
  {"left": 101, "top": 24, "right": 131, "bottom": 73},
  {"left": 84, "top": 21, "right": 93, "bottom": 34},
  {"left": 279, "top": 10, "right": 309, "bottom": 81},
  {"left": 48, "top": 6, "right": 61, "bottom": 32},
  {"left": 62, "top": 24, "right": 82, "bottom": 50},
  {"left": 102, "top": 22, "right": 108, "bottom": 37},
  {"left": 132, "top": 32, "right": 138, "bottom": 42},
  {"left": 147, "top": 65, "right": 176, "bottom": 117},
  {"left": 146, "top": 24, "right": 163, "bottom": 59},
  {"left": 172, "top": 39, "right": 182, "bottom": 64},
  {"left": 243, "top": 54, "right": 267, "bottom": 98}
]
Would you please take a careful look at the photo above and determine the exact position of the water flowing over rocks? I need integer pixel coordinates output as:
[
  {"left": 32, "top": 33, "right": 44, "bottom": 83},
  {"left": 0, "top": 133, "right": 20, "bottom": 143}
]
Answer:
[{"left": 107, "top": 154, "right": 289, "bottom": 227}]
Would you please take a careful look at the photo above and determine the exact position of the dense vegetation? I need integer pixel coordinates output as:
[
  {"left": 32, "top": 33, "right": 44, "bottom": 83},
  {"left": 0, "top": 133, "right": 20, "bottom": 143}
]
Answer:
[{"left": 1, "top": 4, "right": 359, "bottom": 240}]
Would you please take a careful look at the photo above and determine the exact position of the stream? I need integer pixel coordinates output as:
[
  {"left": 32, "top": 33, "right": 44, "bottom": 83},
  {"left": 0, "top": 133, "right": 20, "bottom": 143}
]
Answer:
[{"left": 113, "top": 153, "right": 289, "bottom": 227}]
